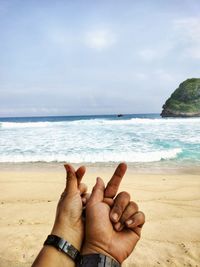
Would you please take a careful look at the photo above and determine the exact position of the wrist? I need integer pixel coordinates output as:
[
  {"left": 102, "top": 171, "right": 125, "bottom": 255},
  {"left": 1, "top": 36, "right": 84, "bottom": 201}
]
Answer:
[
  {"left": 32, "top": 245, "right": 75, "bottom": 267},
  {"left": 77, "top": 253, "right": 121, "bottom": 267},
  {"left": 81, "top": 243, "right": 117, "bottom": 262},
  {"left": 51, "top": 223, "right": 83, "bottom": 250}
]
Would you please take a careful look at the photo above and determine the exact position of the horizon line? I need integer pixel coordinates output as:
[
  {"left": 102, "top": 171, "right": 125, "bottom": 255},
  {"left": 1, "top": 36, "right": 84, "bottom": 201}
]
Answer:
[{"left": 0, "top": 112, "right": 160, "bottom": 119}]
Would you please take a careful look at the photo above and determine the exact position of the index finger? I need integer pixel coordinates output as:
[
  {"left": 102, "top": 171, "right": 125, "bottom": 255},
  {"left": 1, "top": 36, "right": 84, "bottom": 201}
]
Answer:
[
  {"left": 76, "top": 166, "right": 86, "bottom": 185},
  {"left": 104, "top": 162, "right": 127, "bottom": 198}
]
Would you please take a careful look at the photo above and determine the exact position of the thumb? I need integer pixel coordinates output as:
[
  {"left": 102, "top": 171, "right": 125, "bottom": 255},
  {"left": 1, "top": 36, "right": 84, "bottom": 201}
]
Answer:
[
  {"left": 89, "top": 177, "right": 105, "bottom": 205},
  {"left": 64, "top": 164, "right": 78, "bottom": 194}
]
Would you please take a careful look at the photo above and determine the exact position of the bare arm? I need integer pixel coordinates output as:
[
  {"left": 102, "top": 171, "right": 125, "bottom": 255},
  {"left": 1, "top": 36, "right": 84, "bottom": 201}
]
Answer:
[{"left": 32, "top": 165, "right": 86, "bottom": 267}]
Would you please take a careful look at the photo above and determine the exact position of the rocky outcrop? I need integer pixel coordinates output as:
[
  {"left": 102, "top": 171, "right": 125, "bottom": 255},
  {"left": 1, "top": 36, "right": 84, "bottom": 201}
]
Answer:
[{"left": 161, "top": 78, "right": 200, "bottom": 117}]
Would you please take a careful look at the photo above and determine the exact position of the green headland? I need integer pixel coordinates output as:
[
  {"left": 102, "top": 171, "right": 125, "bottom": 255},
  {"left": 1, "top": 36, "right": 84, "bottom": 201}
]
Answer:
[{"left": 161, "top": 78, "right": 200, "bottom": 117}]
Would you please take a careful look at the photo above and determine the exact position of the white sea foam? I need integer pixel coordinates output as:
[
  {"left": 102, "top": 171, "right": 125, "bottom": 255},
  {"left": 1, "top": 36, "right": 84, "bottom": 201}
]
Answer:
[
  {"left": 1, "top": 117, "right": 200, "bottom": 128},
  {"left": 0, "top": 121, "right": 66, "bottom": 128},
  {"left": 0, "top": 148, "right": 182, "bottom": 163},
  {"left": 0, "top": 116, "right": 199, "bottom": 163}
]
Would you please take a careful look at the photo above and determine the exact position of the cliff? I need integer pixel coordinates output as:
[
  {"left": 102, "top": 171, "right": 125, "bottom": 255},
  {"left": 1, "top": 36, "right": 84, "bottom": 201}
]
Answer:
[{"left": 161, "top": 78, "right": 200, "bottom": 117}]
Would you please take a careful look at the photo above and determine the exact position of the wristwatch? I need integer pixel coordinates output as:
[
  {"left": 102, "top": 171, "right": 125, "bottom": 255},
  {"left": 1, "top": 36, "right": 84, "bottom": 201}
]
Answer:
[
  {"left": 77, "top": 253, "right": 121, "bottom": 267},
  {"left": 44, "top": 234, "right": 80, "bottom": 262}
]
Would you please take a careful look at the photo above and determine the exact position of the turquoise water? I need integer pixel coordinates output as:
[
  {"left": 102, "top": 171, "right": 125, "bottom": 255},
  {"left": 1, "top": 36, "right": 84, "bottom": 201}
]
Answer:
[{"left": 0, "top": 114, "right": 200, "bottom": 164}]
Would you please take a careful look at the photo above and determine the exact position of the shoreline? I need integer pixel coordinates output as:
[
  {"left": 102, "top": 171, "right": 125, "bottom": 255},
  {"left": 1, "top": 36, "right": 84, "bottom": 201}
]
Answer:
[{"left": 1, "top": 161, "right": 200, "bottom": 175}]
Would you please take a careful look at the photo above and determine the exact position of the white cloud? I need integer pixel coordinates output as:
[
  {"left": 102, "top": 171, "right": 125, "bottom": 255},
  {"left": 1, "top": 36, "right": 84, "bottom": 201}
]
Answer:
[
  {"left": 186, "top": 46, "right": 200, "bottom": 59},
  {"left": 174, "top": 18, "right": 200, "bottom": 44},
  {"left": 85, "top": 29, "right": 116, "bottom": 50},
  {"left": 173, "top": 17, "right": 200, "bottom": 59},
  {"left": 135, "top": 73, "right": 147, "bottom": 80},
  {"left": 138, "top": 44, "right": 173, "bottom": 61},
  {"left": 138, "top": 49, "right": 157, "bottom": 61},
  {"left": 153, "top": 69, "right": 175, "bottom": 83},
  {"left": 46, "top": 27, "right": 73, "bottom": 46}
]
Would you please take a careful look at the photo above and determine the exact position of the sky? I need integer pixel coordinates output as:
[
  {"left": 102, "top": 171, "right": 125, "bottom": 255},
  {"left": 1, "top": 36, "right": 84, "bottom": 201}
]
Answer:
[{"left": 0, "top": 0, "right": 200, "bottom": 117}]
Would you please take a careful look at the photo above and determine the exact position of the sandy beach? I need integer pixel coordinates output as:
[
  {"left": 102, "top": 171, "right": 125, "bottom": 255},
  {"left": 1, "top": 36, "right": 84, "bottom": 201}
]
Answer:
[{"left": 0, "top": 163, "right": 200, "bottom": 267}]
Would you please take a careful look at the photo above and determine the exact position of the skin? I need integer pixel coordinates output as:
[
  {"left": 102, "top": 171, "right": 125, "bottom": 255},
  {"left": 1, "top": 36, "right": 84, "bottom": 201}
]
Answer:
[
  {"left": 32, "top": 164, "right": 87, "bottom": 267},
  {"left": 82, "top": 163, "right": 145, "bottom": 263},
  {"left": 32, "top": 163, "right": 145, "bottom": 266}
]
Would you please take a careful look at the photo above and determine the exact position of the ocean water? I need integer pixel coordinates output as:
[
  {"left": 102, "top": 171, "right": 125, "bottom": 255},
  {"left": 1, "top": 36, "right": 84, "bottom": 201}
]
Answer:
[{"left": 0, "top": 114, "right": 200, "bottom": 164}]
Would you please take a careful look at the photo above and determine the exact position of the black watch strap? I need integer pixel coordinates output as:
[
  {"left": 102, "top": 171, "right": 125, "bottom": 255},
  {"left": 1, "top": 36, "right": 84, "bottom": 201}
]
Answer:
[
  {"left": 77, "top": 253, "right": 121, "bottom": 267},
  {"left": 44, "top": 234, "right": 80, "bottom": 262}
]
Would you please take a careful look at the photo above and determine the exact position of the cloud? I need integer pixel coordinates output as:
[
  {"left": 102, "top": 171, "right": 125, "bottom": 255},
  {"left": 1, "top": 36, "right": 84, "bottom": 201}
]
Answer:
[
  {"left": 186, "top": 46, "right": 200, "bottom": 59},
  {"left": 173, "top": 17, "right": 200, "bottom": 59},
  {"left": 84, "top": 29, "right": 116, "bottom": 50},
  {"left": 138, "top": 44, "right": 173, "bottom": 61},
  {"left": 153, "top": 69, "right": 175, "bottom": 82},
  {"left": 134, "top": 73, "right": 148, "bottom": 80},
  {"left": 138, "top": 49, "right": 157, "bottom": 61},
  {"left": 174, "top": 18, "right": 200, "bottom": 44}
]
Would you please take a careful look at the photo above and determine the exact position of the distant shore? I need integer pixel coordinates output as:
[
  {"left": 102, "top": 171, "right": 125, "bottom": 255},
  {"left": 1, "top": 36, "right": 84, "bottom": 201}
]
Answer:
[{"left": 0, "top": 162, "right": 200, "bottom": 267}]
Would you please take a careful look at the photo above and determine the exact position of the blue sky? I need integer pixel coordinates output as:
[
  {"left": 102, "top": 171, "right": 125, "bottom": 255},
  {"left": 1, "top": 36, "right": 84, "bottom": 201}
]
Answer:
[{"left": 0, "top": 0, "right": 200, "bottom": 117}]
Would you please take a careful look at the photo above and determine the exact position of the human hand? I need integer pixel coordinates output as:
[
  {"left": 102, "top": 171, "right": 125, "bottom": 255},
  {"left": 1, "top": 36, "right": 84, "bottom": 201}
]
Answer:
[
  {"left": 51, "top": 164, "right": 87, "bottom": 250},
  {"left": 81, "top": 163, "right": 145, "bottom": 263},
  {"left": 32, "top": 164, "right": 88, "bottom": 267}
]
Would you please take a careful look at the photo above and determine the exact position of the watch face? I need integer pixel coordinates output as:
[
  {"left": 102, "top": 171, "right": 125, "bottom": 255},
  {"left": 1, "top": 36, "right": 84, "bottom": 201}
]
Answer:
[
  {"left": 57, "top": 237, "right": 66, "bottom": 249},
  {"left": 63, "top": 243, "right": 79, "bottom": 259},
  {"left": 44, "top": 235, "right": 80, "bottom": 261}
]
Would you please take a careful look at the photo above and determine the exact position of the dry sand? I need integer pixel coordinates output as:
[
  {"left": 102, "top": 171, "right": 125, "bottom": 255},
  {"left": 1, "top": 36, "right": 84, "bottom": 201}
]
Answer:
[{"left": 0, "top": 163, "right": 200, "bottom": 267}]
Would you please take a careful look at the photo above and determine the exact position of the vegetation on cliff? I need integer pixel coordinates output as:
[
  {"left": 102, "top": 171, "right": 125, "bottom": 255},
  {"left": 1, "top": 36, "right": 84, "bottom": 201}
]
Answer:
[{"left": 161, "top": 78, "right": 200, "bottom": 117}]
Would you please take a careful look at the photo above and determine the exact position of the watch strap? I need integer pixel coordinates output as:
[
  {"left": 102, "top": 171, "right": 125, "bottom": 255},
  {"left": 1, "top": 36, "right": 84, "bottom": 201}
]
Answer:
[
  {"left": 77, "top": 253, "right": 121, "bottom": 267},
  {"left": 44, "top": 234, "right": 80, "bottom": 262}
]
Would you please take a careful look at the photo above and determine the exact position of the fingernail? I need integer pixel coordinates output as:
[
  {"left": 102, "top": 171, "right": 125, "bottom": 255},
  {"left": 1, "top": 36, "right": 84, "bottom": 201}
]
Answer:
[
  {"left": 65, "top": 164, "right": 70, "bottom": 172},
  {"left": 126, "top": 219, "right": 133, "bottom": 225},
  {"left": 115, "top": 222, "right": 121, "bottom": 230},
  {"left": 82, "top": 197, "right": 86, "bottom": 204},
  {"left": 112, "top": 213, "right": 118, "bottom": 221}
]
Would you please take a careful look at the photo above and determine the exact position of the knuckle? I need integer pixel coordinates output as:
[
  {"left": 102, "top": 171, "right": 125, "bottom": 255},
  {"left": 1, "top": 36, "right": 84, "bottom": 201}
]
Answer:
[
  {"left": 120, "top": 213, "right": 129, "bottom": 223},
  {"left": 79, "top": 183, "right": 87, "bottom": 191},
  {"left": 139, "top": 211, "right": 146, "bottom": 223},
  {"left": 109, "top": 181, "right": 118, "bottom": 190},
  {"left": 113, "top": 204, "right": 123, "bottom": 215},
  {"left": 129, "top": 201, "right": 139, "bottom": 211},
  {"left": 119, "top": 191, "right": 130, "bottom": 200},
  {"left": 133, "top": 212, "right": 145, "bottom": 228},
  {"left": 106, "top": 183, "right": 118, "bottom": 196}
]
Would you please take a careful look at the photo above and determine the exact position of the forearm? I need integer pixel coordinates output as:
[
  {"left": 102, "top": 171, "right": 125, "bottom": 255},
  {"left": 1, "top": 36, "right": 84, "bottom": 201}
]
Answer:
[
  {"left": 32, "top": 225, "right": 81, "bottom": 267},
  {"left": 32, "top": 245, "right": 75, "bottom": 267}
]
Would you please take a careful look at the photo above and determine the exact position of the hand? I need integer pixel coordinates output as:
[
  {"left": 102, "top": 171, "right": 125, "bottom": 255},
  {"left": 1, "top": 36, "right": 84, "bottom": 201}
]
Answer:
[
  {"left": 81, "top": 163, "right": 145, "bottom": 263},
  {"left": 32, "top": 164, "right": 87, "bottom": 267},
  {"left": 51, "top": 164, "right": 87, "bottom": 250}
]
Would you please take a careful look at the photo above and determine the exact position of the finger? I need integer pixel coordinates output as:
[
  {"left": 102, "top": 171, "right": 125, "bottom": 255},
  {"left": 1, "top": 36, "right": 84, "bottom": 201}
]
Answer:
[
  {"left": 119, "top": 201, "right": 138, "bottom": 225},
  {"left": 103, "top": 197, "right": 114, "bottom": 207},
  {"left": 110, "top": 191, "right": 130, "bottom": 223},
  {"left": 76, "top": 166, "right": 86, "bottom": 184},
  {"left": 79, "top": 183, "right": 88, "bottom": 195},
  {"left": 64, "top": 164, "right": 77, "bottom": 194},
  {"left": 125, "top": 211, "right": 145, "bottom": 233},
  {"left": 81, "top": 194, "right": 114, "bottom": 206},
  {"left": 114, "top": 221, "right": 124, "bottom": 232},
  {"left": 81, "top": 193, "right": 90, "bottom": 205},
  {"left": 88, "top": 177, "right": 105, "bottom": 205},
  {"left": 59, "top": 191, "right": 66, "bottom": 202},
  {"left": 104, "top": 162, "right": 127, "bottom": 198}
]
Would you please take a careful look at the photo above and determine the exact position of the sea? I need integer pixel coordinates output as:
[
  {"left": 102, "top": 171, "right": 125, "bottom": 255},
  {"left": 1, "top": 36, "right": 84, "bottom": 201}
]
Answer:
[{"left": 0, "top": 114, "right": 200, "bottom": 167}]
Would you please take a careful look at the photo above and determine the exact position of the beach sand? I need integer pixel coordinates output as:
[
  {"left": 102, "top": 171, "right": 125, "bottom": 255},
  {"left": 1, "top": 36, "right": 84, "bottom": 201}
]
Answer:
[{"left": 0, "top": 163, "right": 200, "bottom": 267}]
